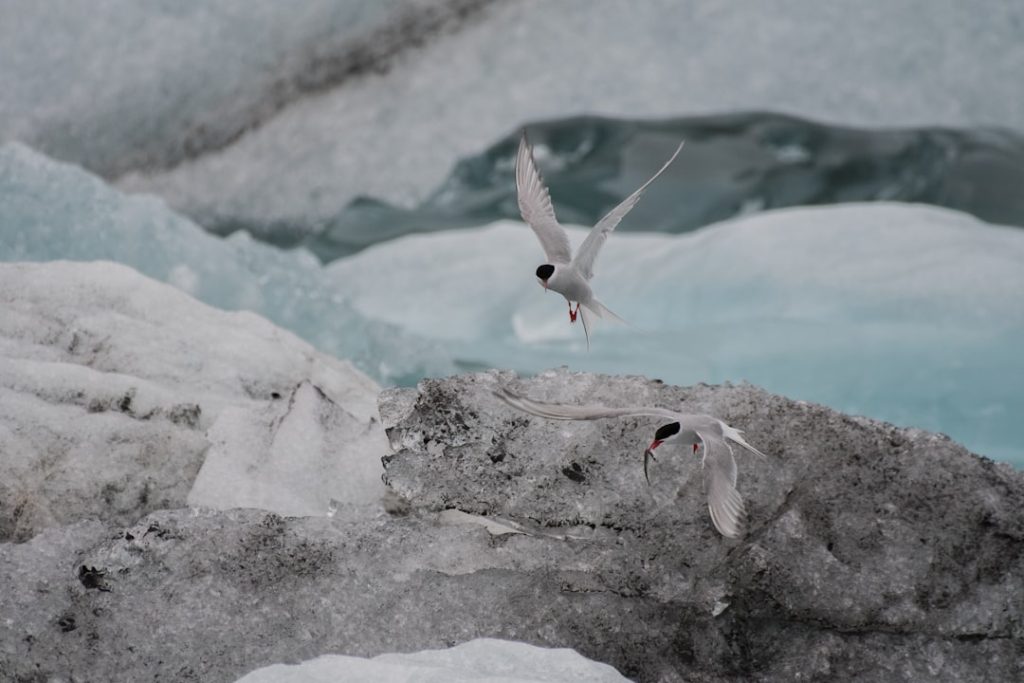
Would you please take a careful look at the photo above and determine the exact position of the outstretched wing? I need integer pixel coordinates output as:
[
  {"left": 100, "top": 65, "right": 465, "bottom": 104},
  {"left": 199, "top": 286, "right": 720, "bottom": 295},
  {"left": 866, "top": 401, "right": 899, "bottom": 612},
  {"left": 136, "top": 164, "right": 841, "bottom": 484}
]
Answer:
[
  {"left": 572, "top": 141, "right": 684, "bottom": 280},
  {"left": 494, "top": 387, "right": 679, "bottom": 422},
  {"left": 516, "top": 132, "right": 573, "bottom": 264},
  {"left": 697, "top": 430, "right": 745, "bottom": 539}
]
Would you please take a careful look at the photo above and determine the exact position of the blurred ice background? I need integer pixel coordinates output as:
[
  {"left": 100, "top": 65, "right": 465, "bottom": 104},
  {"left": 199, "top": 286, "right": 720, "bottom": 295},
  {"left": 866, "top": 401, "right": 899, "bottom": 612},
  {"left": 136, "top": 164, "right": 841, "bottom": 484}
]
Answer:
[{"left": 2, "top": 0, "right": 1022, "bottom": 469}]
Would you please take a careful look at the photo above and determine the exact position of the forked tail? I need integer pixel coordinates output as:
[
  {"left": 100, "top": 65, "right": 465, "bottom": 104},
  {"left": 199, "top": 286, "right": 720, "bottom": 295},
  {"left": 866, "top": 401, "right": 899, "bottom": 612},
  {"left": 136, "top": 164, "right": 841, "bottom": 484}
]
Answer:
[
  {"left": 722, "top": 424, "right": 768, "bottom": 459},
  {"left": 582, "top": 298, "right": 625, "bottom": 324},
  {"left": 577, "top": 298, "right": 625, "bottom": 350}
]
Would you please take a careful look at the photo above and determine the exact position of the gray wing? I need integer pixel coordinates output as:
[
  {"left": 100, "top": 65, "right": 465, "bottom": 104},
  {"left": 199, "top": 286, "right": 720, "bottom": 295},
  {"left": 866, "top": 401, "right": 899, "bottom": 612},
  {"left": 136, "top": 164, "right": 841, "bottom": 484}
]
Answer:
[
  {"left": 697, "top": 430, "right": 745, "bottom": 539},
  {"left": 572, "top": 140, "right": 684, "bottom": 280},
  {"left": 494, "top": 387, "right": 680, "bottom": 422},
  {"left": 516, "top": 132, "right": 573, "bottom": 264}
]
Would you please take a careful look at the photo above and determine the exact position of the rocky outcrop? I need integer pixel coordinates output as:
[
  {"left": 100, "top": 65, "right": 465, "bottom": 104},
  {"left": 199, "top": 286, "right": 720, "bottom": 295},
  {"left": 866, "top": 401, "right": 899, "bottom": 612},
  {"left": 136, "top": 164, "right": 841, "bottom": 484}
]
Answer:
[{"left": 1, "top": 369, "right": 1020, "bottom": 682}]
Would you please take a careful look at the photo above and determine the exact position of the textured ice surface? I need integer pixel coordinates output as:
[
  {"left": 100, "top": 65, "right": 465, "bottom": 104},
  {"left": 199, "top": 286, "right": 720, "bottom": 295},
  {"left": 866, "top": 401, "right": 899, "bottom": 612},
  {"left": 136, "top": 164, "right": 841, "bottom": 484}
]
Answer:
[
  {"left": 299, "top": 114, "right": 1024, "bottom": 261},
  {"left": 3, "top": 378, "right": 1022, "bottom": 681},
  {"left": 235, "top": 639, "right": 629, "bottom": 683},
  {"left": 0, "top": 261, "right": 385, "bottom": 540},
  {"left": 0, "top": 0, "right": 486, "bottom": 176},
  {"left": 0, "top": 142, "right": 452, "bottom": 384},
  {"left": 189, "top": 380, "right": 388, "bottom": 517},
  {"left": 121, "top": 0, "right": 1024, "bottom": 234},
  {"left": 330, "top": 206, "right": 1024, "bottom": 463}
]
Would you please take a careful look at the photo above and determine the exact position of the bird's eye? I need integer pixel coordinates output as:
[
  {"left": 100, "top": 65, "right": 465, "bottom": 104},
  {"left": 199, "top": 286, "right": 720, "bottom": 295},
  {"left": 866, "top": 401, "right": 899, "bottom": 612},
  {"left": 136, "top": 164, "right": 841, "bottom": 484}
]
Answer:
[
  {"left": 535, "top": 264, "right": 555, "bottom": 279},
  {"left": 654, "top": 422, "right": 681, "bottom": 440}
]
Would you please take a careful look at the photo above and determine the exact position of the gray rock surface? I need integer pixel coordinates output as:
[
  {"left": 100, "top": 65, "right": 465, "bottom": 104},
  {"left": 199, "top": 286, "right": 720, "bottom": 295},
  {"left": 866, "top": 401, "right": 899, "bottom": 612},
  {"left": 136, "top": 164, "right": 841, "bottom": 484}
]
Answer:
[{"left": 2, "top": 370, "right": 1021, "bottom": 682}]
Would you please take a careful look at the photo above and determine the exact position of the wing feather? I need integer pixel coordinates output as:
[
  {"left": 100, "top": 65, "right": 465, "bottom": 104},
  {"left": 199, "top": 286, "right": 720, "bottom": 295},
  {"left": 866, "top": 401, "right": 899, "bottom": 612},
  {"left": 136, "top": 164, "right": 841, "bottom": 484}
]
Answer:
[
  {"left": 572, "top": 140, "right": 684, "bottom": 280},
  {"left": 516, "top": 132, "right": 573, "bottom": 264},
  {"left": 698, "top": 430, "right": 745, "bottom": 538},
  {"left": 494, "top": 387, "right": 680, "bottom": 422}
]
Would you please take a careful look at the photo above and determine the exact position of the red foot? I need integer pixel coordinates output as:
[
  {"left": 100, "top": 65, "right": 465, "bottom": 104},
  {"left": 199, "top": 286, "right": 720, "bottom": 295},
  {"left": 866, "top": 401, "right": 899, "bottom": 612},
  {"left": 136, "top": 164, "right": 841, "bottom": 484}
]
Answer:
[
  {"left": 568, "top": 304, "right": 578, "bottom": 323},
  {"left": 693, "top": 443, "right": 699, "bottom": 454}
]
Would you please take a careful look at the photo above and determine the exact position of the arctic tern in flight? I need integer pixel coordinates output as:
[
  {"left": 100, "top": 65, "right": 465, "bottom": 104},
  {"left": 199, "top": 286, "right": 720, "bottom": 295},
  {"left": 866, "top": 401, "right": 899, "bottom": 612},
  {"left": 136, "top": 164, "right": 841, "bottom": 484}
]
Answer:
[
  {"left": 494, "top": 387, "right": 767, "bottom": 538},
  {"left": 515, "top": 132, "right": 684, "bottom": 347}
]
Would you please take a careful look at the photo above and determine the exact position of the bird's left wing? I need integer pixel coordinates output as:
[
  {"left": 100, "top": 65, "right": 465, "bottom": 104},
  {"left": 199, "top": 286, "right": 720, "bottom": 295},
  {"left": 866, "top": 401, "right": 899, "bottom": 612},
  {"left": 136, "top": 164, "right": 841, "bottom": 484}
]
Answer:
[
  {"left": 494, "top": 387, "right": 680, "bottom": 422},
  {"left": 696, "top": 430, "right": 745, "bottom": 539},
  {"left": 572, "top": 140, "right": 684, "bottom": 280}
]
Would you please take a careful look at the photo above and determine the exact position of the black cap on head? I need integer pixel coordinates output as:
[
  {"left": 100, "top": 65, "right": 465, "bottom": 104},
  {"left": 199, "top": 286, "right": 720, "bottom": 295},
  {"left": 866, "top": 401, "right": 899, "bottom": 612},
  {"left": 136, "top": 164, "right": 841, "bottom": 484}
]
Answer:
[
  {"left": 536, "top": 264, "right": 555, "bottom": 280},
  {"left": 654, "top": 422, "right": 681, "bottom": 441}
]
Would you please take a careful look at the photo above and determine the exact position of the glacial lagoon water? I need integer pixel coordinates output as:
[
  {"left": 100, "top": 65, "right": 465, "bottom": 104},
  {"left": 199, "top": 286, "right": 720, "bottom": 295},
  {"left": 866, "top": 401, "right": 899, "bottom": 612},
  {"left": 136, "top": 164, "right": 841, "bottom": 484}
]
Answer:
[{"left": 295, "top": 114, "right": 1024, "bottom": 262}]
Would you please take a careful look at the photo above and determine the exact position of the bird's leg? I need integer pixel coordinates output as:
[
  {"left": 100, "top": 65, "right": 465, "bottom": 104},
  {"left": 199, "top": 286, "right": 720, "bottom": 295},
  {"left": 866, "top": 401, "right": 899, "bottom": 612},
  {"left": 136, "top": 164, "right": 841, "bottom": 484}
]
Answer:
[
  {"left": 693, "top": 443, "right": 699, "bottom": 454},
  {"left": 568, "top": 302, "right": 578, "bottom": 323}
]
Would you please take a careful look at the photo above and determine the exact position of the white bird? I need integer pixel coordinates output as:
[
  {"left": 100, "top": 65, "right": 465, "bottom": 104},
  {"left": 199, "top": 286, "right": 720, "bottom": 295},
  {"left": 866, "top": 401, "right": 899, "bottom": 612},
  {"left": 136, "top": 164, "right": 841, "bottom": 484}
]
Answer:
[
  {"left": 515, "top": 132, "right": 684, "bottom": 347},
  {"left": 494, "top": 387, "right": 767, "bottom": 538}
]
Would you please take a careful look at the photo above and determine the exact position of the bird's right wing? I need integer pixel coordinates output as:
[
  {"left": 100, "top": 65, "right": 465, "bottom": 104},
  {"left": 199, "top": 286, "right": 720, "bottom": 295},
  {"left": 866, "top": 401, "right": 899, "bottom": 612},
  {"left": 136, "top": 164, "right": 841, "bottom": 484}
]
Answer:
[
  {"left": 516, "top": 132, "right": 573, "bottom": 264},
  {"left": 572, "top": 140, "right": 684, "bottom": 280},
  {"left": 697, "top": 430, "right": 745, "bottom": 539},
  {"left": 494, "top": 387, "right": 679, "bottom": 422}
]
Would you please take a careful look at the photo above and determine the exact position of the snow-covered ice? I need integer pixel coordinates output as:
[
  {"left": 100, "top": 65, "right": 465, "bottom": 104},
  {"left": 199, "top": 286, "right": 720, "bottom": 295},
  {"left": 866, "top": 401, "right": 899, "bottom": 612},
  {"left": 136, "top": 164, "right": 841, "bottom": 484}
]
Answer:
[
  {"left": 328, "top": 205, "right": 1024, "bottom": 463},
  {"left": 0, "top": 142, "right": 452, "bottom": 385},
  {"left": 0, "top": 0, "right": 476, "bottom": 176},
  {"left": 0, "top": 260, "right": 386, "bottom": 539},
  {"left": 234, "top": 638, "right": 630, "bottom": 683},
  {"left": 120, "top": 0, "right": 1024, "bottom": 233}
]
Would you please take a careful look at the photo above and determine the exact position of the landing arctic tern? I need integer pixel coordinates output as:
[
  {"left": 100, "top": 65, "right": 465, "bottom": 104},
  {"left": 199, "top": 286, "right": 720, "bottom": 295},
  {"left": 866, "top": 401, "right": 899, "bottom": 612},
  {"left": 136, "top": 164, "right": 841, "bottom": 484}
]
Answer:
[
  {"left": 515, "top": 132, "right": 684, "bottom": 347},
  {"left": 494, "top": 386, "right": 766, "bottom": 538}
]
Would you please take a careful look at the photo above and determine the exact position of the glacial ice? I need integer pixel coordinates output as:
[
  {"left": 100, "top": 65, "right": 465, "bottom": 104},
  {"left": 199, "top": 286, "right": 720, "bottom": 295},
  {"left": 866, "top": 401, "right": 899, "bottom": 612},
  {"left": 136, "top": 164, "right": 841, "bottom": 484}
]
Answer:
[
  {"left": 188, "top": 380, "right": 388, "bottom": 517},
  {"left": 0, "top": 0, "right": 472, "bottom": 176},
  {"left": 3, "top": 376, "right": 1022, "bottom": 680},
  {"left": 0, "top": 260, "right": 386, "bottom": 539},
  {"left": 234, "top": 639, "right": 629, "bottom": 683},
  {"left": 120, "top": 0, "right": 1024, "bottom": 235},
  {"left": 300, "top": 114, "right": 1024, "bottom": 261},
  {"left": 328, "top": 206, "right": 1024, "bottom": 463},
  {"left": 0, "top": 142, "right": 453, "bottom": 385}
]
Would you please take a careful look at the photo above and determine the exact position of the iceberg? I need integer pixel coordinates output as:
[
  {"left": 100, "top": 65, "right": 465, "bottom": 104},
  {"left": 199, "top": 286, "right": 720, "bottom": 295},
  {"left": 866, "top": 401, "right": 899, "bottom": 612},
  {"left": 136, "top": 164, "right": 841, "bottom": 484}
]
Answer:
[
  {"left": 235, "top": 639, "right": 630, "bottom": 683},
  {"left": 327, "top": 205, "right": 1024, "bottom": 463},
  {"left": 120, "top": 0, "right": 1024, "bottom": 238},
  {"left": 0, "top": 142, "right": 453, "bottom": 385},
  {"left": 4, "top": 374, "right": 1021, "bottom": 681},
  {"left": 0, "top": 260, "right": 386, "bottom": 540},
  {"left": 298, "top": 114, "right": 1024, "bottom": 262}
]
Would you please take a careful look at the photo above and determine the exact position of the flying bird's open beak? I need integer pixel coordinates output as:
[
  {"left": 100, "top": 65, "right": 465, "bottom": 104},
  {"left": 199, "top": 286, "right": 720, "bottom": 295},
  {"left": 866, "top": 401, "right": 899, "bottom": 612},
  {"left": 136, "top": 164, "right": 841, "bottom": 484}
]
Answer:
[{"left": 643, "top": 440, "right": 663, "bottom": 484}]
